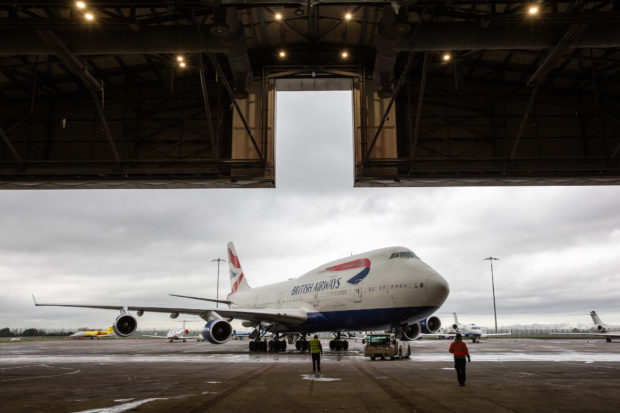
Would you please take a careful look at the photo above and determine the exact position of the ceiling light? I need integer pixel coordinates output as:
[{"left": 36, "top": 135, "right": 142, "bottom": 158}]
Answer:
[
  {"left": 84, "top": 12, "right": 94, "bottom": 21},
  {"left": 528, "top": 5, "right": 539, "bottom": 15},
  {"left": 279, "top": 50, "right": 286, "bottom": 58},
  {"left": 442, "top": 53, "right": 451, "bottom": 62},
  {"left": 274, "top": 12, "right": 283, "bottom": 21},
  {"left": 294, "top": 8, "right": 304, "bottom": 16},
  {"left": 341, "top": 51, "right": 349, "bottom": 59},
  {"left": 76, "top": 1, "right": 86, "bottom": 9},
  {"left": 177, "top": 56, "right": 184, "bottom": 62},
  {"left": 345, "top": 12, "right": 353, "bottom": 21},
  {"left": 179, "top": 62, "right": 186, "bottom": 68}
]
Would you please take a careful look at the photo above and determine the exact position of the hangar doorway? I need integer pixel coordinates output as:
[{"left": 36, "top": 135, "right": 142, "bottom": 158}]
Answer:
[
  {"left": 268, "top": 70, "right": 397, "bottom": 189},
  {"left": 275, "top": 78, "right": 354, "bottom": 190}
]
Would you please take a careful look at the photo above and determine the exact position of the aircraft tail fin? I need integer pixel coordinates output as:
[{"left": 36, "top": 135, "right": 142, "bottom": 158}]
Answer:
[
  {"left": 227, "top": 242, "right": 251, "bottom": 297},
  {"left": 106, "top": 326, "right": 114, "bottom": 334},
  {"left": 590, "top": 311, "right": 604, "bottom": 325},
  {"left": 453, "top": 312, "right": 460, "bottom": 324}
]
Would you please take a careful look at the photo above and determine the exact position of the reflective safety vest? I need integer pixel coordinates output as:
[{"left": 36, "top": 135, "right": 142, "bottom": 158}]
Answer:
[
  {"left": 309, "top": 338, "right": 322, "bottom": 354},
  {"left": 449, "top": 341, "right": 469, "bottom": 357}
]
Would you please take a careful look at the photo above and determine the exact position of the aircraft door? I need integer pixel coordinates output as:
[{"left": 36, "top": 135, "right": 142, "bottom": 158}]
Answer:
[
  {"left": 354, "top": 286, "right": 362, "bottom": 303},
  {"left": 313, "top": 291, "right": 319, "bottom": 308}
]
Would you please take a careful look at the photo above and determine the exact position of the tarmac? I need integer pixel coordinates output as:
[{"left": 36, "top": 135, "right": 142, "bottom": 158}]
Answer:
[{"left": 1, "top": 337, "right": 620, "bottom": 412}]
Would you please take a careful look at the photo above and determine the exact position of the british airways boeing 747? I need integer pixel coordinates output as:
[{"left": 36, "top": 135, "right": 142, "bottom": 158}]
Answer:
[{"left": 34, "top": 242, "right": 449, "bottom": 352}]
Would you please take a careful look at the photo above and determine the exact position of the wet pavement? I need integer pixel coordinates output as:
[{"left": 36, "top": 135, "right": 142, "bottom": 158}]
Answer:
[{"left": 1, "top": 338, "right": 620, "bottom": 412}]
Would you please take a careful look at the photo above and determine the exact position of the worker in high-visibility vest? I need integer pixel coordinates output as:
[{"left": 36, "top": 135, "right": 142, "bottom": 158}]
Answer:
[
  {"left": 448, "top": 333, "right": 471, "bottom": 386},
  {"left": 309, "top": 334, "right": 323, "bottom": 373}
]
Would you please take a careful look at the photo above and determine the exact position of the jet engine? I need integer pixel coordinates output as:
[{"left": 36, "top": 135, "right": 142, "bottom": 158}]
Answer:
[
  {"left": 420, "top": 316, "right": 442, "bottom": 334},
  {"left": 595, "top": 324, "right": 607, "bottom": 332},
  {"left": 113, "top": 314, "right": 138, "bottom": 337},
  {"left": 202, "top": 319, "right": 233, "bottom": 344},
  {"left": 399, "top": 323, "right": 421, "bottom": 341}
]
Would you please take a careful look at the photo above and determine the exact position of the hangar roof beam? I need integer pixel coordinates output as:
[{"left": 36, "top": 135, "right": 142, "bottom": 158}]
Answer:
[{"left": 35, "top": 29, "right": 121, "bottom": 164}]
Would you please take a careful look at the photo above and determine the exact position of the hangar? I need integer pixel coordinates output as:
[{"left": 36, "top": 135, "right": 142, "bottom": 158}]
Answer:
[{"left": 1, "top": 0, "right": 619, "bottom": 188}]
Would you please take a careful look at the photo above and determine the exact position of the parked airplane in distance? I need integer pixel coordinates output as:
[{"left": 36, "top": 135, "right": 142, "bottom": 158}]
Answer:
[
  {"left": 588, "top": 311, "right": 620, "bottom": 342},
  {"left": 443, "top": 312, "right": 511, "bottom": 343},
  {"left": 552, "top": 311, "right": 620, "bottom": 342},
  {"left": 34, "top": 242, "right": 449, "bottom": 353},
  {"left": 70, "top": 326, "right": 114, "bottom": 339},
  {"left": 142, "top": 321, "right": 199, "bottom": 342}
]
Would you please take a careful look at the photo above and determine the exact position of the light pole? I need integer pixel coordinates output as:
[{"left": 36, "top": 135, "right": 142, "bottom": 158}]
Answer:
[
  {"left": 484, "top": 257, "right": 499, "bottom": 333},
  {"left": 212, "top": 258, "right": 226, "bottom": 308}
]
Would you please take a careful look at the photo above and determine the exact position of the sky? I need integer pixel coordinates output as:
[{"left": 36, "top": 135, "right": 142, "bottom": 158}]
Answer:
[{"left": 1, "top": 91, "right": 620, "bottom": 330}]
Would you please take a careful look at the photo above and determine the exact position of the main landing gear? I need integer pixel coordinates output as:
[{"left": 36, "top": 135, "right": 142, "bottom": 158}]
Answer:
[
  {"left": 295, "top": 336, "right": 309, "bottom": 351},
  {"left": 248, "top": 332, "right": 287, "bottom": 353},
  {"left": 329, "top": 332, "right": 349, "bottom": 351}
]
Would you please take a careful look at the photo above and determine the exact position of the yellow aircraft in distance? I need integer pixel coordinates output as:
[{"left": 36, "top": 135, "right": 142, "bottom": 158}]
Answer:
[{"left": 70, "top": 326, "right": 114, "bottom": 339}]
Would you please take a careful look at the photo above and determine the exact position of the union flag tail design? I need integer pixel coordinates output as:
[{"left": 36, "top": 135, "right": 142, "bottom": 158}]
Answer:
[{"left": 227, "top": 242, "right": 251, "bottom": 297}]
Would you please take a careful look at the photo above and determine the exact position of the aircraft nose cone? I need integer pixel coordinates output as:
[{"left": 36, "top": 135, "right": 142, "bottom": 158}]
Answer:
[{"left": 425, "top": 272, "right": 450, "bottom": 305}]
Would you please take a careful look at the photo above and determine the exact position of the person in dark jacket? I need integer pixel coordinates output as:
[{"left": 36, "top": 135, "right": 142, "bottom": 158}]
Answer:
[{"left": 448, "top": 333, "right": 471, "bottom": 386}]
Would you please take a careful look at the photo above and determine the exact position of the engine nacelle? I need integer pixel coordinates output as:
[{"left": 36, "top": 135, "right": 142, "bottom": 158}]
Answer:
[
  {"left": 452, "top": 323, "right": 458, "bottom": 330},
  {"left": 113, "top": 314, "right": 138, "bottom": 337},
  {"left": 399, "top": 323, "right": 421, "bottom": 341},
  {"left": 595, "top": 324, "right": 607, "bottom": 332},
  {"left": 202, "top": 319, "right": 233, "bottom": 344},
  {"left": 420, "top": 316, "right": 442, "bottom": 334}
]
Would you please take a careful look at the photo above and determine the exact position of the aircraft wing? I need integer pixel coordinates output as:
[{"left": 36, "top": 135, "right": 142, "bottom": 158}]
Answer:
[
  {"left": 33, "top": 296, "right": 307, "bottom": 326},
  {"left": 549, "top": 332, "right": 620, "bottom": 338}
]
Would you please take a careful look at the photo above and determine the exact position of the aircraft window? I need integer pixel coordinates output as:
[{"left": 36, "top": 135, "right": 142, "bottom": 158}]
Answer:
[{"left": 389, "top": 251, "right": 419, "bottom": 259}]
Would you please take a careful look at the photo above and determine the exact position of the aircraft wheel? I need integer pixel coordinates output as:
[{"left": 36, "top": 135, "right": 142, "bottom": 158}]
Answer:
[
  {"left": 329, "top": 340, "right": 335, "bottom": 350},
  {"left": 279, "top": 340, "right": 287, "bottom": 352},
  {"left": 342, "top": 340, "right": 349, "bottom": 350},
  {"left": 607, "top": 337, "right": 612, "bottom": 343},
  {"left": 268, "top": 340, "right": 275, "bottom": 352},
  {"left": 260, "top": 341, "right": 268, "bottom": 352},
  {"left": 249, "top": 341, "right": 256, "bottom": 352},
  {"left": 406, "top": 345, "right": 411, "bottom": 358},
  {"left": 302, "top": 340, "right": 309, "bottom": 351},
  {"left": 370, "top": 356, "right": 376, "bottom": 361},
  {"left": 183, "top": 339, "right": 186, "bottom": 343},
  {"left": 398, "top": 347, "right": 403, "bottom": 359},
  {"left": 295, "top": 341, "right": 301, "bottom": 351}
]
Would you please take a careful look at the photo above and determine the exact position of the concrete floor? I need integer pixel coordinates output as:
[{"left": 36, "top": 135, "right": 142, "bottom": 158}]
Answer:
[{"left": 1, "top": 338, "right": 620, "bottom": 412}]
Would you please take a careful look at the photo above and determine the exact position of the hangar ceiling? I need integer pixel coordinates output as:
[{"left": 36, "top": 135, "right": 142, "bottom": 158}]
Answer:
[{"left": 1, "top": 1, "right": 620, "bottom": 188}]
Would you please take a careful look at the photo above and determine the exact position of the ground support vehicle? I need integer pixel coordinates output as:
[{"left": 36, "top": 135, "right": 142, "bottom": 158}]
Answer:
[{"left": 363, "top": 333, "right": 411, "bottom": 360}]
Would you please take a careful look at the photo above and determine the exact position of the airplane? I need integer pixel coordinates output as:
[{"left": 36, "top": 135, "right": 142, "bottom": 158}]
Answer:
[
  {"left": 70, "top": 326, "right": 114, "bottom": 339},
  {"left": 441, "top": 312, "right": 511, "bottom": 343},
  {"left": 141, "top": 321, "right": 199, "bottom": 343},
  {"left": 551, "top": 311, "right": 620, "bottom": 342},
  {"left": 33, "top": 242, "right": 450, "bottom": 353}
]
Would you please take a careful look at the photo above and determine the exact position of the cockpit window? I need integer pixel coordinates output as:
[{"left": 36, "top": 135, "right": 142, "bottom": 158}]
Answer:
[{"left": 389, "top": 251, "right": 419, "bottom": 259}]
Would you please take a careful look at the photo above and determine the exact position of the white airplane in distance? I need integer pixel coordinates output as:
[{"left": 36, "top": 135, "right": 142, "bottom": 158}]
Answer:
[
  {"left": 552, "top": 311, "right": 620, "bottom": 342},
  {"left": 443, "top": 312, "right": 511, "bottom": 343},
  {"left": 34, "top": 242, "right": 449, "bottom": 353},
  {"left": 142, "top": 321, "right": 199, "bottom": 343},
  {"left": 588, "top": 311, "right": 620, "bottom": 342}
]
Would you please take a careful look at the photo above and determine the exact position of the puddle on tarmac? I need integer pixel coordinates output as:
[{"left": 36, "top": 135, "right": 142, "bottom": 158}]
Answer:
[
  {"left": 3, "top": 351, "right": 620, "bottom": 365},
  {"left": 72, "top": 397, "right": 167, "bottom": 413},
  {"left": 300, "top": 374, "right": 341, "bottom": 382}
]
